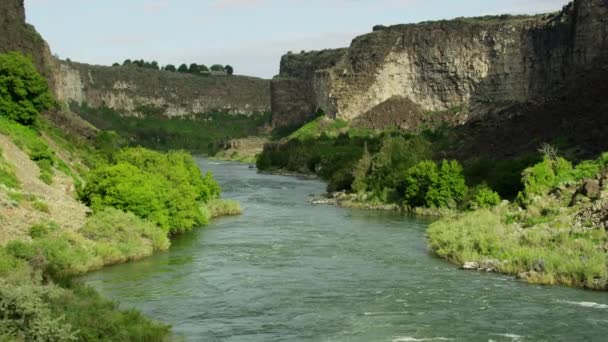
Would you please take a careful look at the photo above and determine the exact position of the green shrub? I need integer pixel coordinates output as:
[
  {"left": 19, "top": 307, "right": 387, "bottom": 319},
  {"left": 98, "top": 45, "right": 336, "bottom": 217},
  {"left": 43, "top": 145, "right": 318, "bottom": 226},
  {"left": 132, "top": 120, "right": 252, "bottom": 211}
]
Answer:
[
  {"left": 0, "top": 277, "right": 170, "bottom": 342},
  {"left": 518, "top": 157, "right": 573, "bottom": 204},
  {"left": 428, "top": 209, "right": 608, "bottom": 288},
  {"left": 0, "top": 279, "right": 77, "bottom": 341},
  {"left": 470, "top": 185, "right": 501, "bottom": 209},
  {"left": 401, "top": 160, "right": 467, "bottom": 208},
  {"left": 0, "top": 52, "right": 55, "bottom": 126},
  {"left": 28, "top": 221, "right": 59, "bottom": 239},
  {"left": 81, "top": 147, "right": 222, "bottom": 234},
  {"left": 0, "top": 147, "right": 20, "bottom": 189},
  {"left": 81, "top": 208, "right": 170, "bottom": 265},
  {"left": 50, "top": 284, "right": 171, "bottom": 341},
  {"left": 366, "top": 135, "right": 432, "bottom": 198},
  {"left": 0, "top": 247, "right": 25, "bottom": 276},
  {"left": 202, "top": 199, "right": 243, "bottom": 220}
]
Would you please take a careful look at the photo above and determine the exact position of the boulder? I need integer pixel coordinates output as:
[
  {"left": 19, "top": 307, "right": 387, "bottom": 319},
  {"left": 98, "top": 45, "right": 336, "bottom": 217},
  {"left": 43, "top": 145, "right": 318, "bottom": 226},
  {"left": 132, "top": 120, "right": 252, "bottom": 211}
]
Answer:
[
  {"left": 582, "top": 179, "right": 601, "bottom": 199},
  {"left": 461, "top": 262, "right": 479, "bottom": 270}
]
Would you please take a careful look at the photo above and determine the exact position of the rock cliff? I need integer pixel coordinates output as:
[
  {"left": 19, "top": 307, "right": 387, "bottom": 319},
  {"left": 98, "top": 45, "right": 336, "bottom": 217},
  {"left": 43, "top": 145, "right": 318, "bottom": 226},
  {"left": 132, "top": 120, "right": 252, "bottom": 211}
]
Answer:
[
  {"left": 271, "top": 0, "right": 608, "bottom": 128},
  {"left": 56, "top": 62, "right": 271, "bottom": 118},
  {"left": 0, "top": 0, "right": 57, "bottom": 86},
  {"left": 0, "top": 0, "right": 271, "bottom": 120}
]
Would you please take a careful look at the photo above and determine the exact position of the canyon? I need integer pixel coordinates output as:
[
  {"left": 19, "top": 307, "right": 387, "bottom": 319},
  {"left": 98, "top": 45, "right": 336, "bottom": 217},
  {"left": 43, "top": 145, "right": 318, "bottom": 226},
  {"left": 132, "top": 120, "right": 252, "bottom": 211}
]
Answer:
[{"left": 271, "top": 0, "right": 608, "bottom": 133}]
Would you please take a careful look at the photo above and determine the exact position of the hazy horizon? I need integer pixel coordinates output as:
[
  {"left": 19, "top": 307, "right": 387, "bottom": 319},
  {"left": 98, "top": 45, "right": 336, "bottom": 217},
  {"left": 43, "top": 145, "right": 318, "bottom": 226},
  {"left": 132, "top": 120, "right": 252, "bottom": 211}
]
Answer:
[{"left": 26, "top": 0, "right": 570, "bottom": 78}]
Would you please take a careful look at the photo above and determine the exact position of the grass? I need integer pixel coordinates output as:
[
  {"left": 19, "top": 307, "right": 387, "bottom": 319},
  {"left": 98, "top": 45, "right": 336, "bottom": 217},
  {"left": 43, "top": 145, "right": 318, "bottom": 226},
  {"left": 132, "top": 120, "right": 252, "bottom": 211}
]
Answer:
[
  {"left": 0, "top": 147, "right": 20, "bottom": 189},
  {"left": 0, "top": 117, "right": 58, "bottom": 184},
  {"left": 428, "top": 208, "right": 608, "bottom": 289},
  {"left": 289, "top": 116, "right": 349, "bottom": 141},
  {"left": 203, "top": 199, "right": 243, "bottom": 219},
  {"left": 428, "top": 152, "right": 608, "bottom": 290}
]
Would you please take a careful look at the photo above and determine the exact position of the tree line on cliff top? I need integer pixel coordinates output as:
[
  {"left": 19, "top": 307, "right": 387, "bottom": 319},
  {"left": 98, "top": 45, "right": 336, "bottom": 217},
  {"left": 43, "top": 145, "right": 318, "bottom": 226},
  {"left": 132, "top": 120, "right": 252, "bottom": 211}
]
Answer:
[{"left": 113, "top": 59, "right": 234, "bottom": 75}]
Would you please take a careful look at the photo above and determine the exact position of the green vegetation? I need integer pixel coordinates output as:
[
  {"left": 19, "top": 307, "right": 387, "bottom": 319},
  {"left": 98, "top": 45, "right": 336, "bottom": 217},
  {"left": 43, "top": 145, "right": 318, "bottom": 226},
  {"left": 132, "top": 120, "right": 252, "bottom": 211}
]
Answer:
[
  {"left": 71, "top": 102, "right": 271, "bottom": 153},
  {"left": 0, "top": 52, "right": 55, "bottom": 126},
  {"left": 0, "top": 264, "right": 170, "bottom": 341},
  {"left": 259, "top": 119, "right": 491, "bottom": 210},
  {"left": 0, "top": 116, "right": 62, "bottom": 184},
  {"left": 401, "top": 160, "right": 466, "bottom": 209},
  {"left": 117, "top": 59, "right": 234, "bottom": 75},
  {"left": 0, "top": 146, "right": 19, "bottom": 188},
  {"left": 203, "top": 198, "right": 243, "bottom": 219},
  {"left": 0, "top": 51, "right": 241, "bottom": 339},
  {"left": 80, "top": 148, "right": 221, "bottom": 234},
  {"left": 428, "top": 152, "right": 608, "bottom": 289}
]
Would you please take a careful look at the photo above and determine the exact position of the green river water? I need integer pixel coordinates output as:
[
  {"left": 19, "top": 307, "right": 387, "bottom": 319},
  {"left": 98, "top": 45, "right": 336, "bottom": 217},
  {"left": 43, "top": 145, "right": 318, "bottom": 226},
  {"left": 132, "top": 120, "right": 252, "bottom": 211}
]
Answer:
[{"left": 82, "top": 159, "right": 608, "bottom": 341}]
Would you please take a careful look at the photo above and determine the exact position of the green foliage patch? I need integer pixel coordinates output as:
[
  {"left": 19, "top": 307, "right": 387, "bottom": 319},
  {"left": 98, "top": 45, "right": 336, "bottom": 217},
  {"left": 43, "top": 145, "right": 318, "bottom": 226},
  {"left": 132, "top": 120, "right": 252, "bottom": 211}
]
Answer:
[
  {"left": 71, "top": 102, "right": 271, "bottom": 153},
  {"left": 80, "top": 147, "right": 221, "bottom": 234},
  {"left": 0, "top": 52, "right": 55, "bottom": 126}
]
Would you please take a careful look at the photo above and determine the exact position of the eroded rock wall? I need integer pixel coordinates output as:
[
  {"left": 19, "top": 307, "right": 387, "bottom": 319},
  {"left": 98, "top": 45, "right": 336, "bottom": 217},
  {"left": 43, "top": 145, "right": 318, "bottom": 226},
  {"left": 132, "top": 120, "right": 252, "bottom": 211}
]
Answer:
[
  {"left": 271, "top": 0, "right": 608, "bottom": 128},
  {"left": 55, "top": 62, "right": 271, "bottom": 118}
]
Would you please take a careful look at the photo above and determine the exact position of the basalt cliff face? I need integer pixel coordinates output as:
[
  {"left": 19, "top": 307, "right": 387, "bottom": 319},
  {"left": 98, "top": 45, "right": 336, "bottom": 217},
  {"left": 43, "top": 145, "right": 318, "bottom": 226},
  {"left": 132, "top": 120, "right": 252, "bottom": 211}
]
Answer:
[
  {"left": 0, "top": 0, "right": 271, "bottom": 121},
  {"left": 0, "top": 0, "right": 57, "bottom": 86},
  {"left": 56, "top": 62, "right": 271, "bottom": 118},
  {"left": 271, "top": 0, "right": 608, "bottom": 129}
]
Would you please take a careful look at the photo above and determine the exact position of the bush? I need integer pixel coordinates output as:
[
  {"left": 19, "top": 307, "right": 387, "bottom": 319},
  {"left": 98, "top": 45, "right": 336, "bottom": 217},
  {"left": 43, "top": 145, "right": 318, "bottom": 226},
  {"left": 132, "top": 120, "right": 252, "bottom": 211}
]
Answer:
[
  {"left": 80, "top": 147, "right": 221, "bottom": 234},
  {"left": 401, "top": 160, "right": 467, "bottom": 208},
  {"left": 80, "top": 162, "right": 172, "bottom": 230},
  {"left": 81, "top": 208, "right": 170, "bottom": 265},
  {"left": 518, "top": 157, "right": 573, "bottom": 204},
  {"left": 0, "top": 279, "right": 77, "bottom": 341},
  {"left": 0, "top": 52, "right": 55, "bottom": 126},
  {"left": 470, "top": 185, "right": 501, "bottom": 209},
  {"left": 428, "top": 209, "right": 608, "bottom": 289}
]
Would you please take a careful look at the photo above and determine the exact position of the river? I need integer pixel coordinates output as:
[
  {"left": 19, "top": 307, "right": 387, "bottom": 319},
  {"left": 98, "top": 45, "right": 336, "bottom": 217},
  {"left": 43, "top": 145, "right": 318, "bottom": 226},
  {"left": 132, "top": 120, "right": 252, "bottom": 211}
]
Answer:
[{"left": 82, "top": 159, "right": 608, "bottom": 341}]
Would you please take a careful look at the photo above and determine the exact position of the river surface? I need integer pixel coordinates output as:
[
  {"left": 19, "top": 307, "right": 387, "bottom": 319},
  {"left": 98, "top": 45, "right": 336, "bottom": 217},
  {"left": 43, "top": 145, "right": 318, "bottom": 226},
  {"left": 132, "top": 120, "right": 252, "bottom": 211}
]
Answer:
[{"left": 83, "top": 159, "right": 608, "bottom": 341}]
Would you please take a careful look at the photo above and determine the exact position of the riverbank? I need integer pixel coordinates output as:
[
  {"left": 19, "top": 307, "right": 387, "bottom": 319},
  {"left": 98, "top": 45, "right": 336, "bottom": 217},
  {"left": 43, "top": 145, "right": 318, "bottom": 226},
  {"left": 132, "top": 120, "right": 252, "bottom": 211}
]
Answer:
[
  {"left": 429, "top": 155, "right": 608, "bottom": 290},
  {"left": 83, "top": 158, "right": 608, "bottom": 341}
]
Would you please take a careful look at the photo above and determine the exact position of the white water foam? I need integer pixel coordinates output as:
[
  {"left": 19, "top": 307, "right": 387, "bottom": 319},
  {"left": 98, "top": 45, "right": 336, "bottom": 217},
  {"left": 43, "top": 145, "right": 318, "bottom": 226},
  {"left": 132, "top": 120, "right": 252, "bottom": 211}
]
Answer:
[
  {"left": 490, "top": 333, "right": 524, "bottom": 341},
  {"left": 392, "top": 337, "right": 452, "bottom": 342},
  {"left": 557, "top": 300, "right": 608, "bottom": 309}
]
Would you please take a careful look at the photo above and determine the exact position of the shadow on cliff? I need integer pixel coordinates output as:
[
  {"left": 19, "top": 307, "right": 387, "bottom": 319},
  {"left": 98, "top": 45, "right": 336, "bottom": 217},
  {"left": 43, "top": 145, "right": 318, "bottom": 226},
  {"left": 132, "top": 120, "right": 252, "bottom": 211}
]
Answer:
[{"left": 453, "top": 60, "right": 608, "bottom": 160}]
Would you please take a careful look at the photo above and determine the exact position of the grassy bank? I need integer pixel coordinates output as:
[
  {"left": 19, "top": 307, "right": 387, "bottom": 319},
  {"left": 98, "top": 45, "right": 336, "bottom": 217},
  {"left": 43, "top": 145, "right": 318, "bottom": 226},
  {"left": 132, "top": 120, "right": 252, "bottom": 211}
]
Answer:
[
  {"left": 0, "top": 52, "right": 243, "bottom": 340},
  {"left": 428, "top": 154, "right": 608, "bottom": 289}
]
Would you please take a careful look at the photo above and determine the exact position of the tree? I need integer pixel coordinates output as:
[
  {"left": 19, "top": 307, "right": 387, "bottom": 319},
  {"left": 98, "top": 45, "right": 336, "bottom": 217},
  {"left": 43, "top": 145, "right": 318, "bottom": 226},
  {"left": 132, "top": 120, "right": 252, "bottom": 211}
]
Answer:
[
  {"left": 177, "top": 64, "right": 188, "bottom": 73},
  {"left": 0, "top": 52, "right": 55, "bottom": 125},
  {"left": 188, "top": 63, "right": 200, "bottom": 74},
  {"left": 123, "top": 59, "right": 132, "bottom": 66},
  {"left": 150, "top": 61, "right": 159, "bottom": 70},
  {"left": 224, "top": 65, "right": 234, "bottom": 75},
  {"left": 199, "top": 64, "right": 209, "bottom": 72},
  {"left": 210, "top": 64, "right": 225, "bottom": 72},
  {"left": 352, "top": 143, "right": 371, "bottom": 194},
  {"left": 112, "top": 62, "right": 120, "bottom": 67},
  {"left": 401, "top": 160, "right": 467, "bottom": 208},
  {"left": 164, "top": 64, "right": 176, "bottom": 72}
]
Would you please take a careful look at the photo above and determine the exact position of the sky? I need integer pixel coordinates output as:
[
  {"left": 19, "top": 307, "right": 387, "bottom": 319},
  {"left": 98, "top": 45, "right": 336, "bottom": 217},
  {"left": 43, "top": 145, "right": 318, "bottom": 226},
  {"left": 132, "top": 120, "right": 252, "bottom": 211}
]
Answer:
[{"left": 25, "top": 0, "right": 570, "bottom": 78}]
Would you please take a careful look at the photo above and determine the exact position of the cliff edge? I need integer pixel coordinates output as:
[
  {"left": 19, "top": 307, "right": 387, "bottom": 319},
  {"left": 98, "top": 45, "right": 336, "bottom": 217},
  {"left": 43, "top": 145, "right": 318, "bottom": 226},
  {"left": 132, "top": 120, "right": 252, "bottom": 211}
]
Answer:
[{"left": 271, "top": 0, "right": 608, "bottom": 129}]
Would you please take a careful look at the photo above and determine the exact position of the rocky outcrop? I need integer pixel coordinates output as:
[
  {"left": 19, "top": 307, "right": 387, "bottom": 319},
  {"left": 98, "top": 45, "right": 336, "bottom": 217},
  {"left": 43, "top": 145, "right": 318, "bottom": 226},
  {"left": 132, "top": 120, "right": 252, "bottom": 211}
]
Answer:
[
  {"left": 271, "top": 0, "right": 608, "bottom": 128},
  {"left": 55, "top": 62, "right": 271, "bottom": 118},
  {"left": 271, "top": 49, "right": 347, "bottom": 127},
  {"left": 0, "top": 0, "right": 57, "bottom": 86}
]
